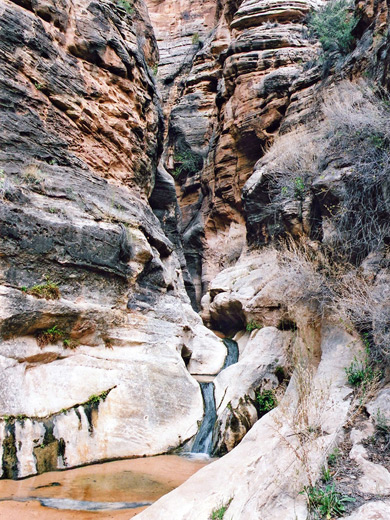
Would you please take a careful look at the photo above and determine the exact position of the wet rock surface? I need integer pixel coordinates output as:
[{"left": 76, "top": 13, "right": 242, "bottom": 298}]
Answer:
[
  {"left": 137, "top": 320, "right": 359, "bottom": 519},
  {"left": 2, "top": 0, "right": 390, "bottom": 519},
  {"left": 213, "top": 327, "right": 291, "bottom": 455},
  {"left": 0, "top": 454, "right": 210, "bottom": 519}
]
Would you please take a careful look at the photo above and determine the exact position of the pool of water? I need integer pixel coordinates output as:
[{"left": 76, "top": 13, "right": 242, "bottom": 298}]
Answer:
[{"left": 0, "top": 454, "right": 211, "bottom": 519}]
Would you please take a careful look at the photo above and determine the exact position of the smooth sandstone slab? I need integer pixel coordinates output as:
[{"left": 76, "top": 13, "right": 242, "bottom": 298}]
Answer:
[{"left": 344, "top": 502, "right": 390, "bottom": 520}]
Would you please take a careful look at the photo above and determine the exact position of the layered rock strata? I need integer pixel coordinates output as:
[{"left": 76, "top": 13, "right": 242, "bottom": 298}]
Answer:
[
  {"left": 138, "top": 0, "right": 390, "bottom": 517},
  {"left": 147, "top": 0, "right": 320, "bottom": 301},
  {"left": 0, "top": 0, "right": 226, "bottom": 478},
  {"left": 138, "top": 246, "right": 388, "bottom": 519}
]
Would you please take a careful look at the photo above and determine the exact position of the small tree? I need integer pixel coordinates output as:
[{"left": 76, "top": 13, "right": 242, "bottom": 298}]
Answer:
[
  {"left": 308, "top": 0, "right": 357, "bottom": 56},
  {"left": 172, "top": 149, "right": 203, "bottom": 179}
]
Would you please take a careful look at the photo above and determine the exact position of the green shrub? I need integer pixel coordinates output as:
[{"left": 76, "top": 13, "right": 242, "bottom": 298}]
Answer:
[
  {"left": 63, "top": 338, "right": 78, "bottom": 350},
  {"left": 327, "top": 448, "right": 340, "bottom": 466},
  {"left": 210, "top": 506, "right": 227, "bottom": 520},
  {"left": 279, "top": 176, "right": 308, "bottom": 201},
  {"left": 116, "top": 0, "right": 133, "bottom": 14},
  {"left": 345, "top": 357, "right": 375, "bottom": 387},
  {"left": 210, "top": 499, "right": 232, "bottom": 519},
  {"left": 22, "top": 278, "right": 60, "bottom": 300},
  {"left": 301, "top": 484, "right": 355, "bottom": 518},
  {"left": 308, "top": 0, "right": 357, "bottom": 57},
  {"left": 246, "top": 320, "right": 262, "bottom": 332},
  {"left": 192, "top": 32, "right": 200, "bottom": 45},
  {"left": 36, "top": 325, "right": 64, "bottom": 347},
  {"left": 172, "top": 150, "right": 202, "bottom": 178},
  {"left": 321, "top": 466, "right": 332, "bottom": 483},
  {"left": 256, "top": 389, "right": 277, "bottom": 417},
  {"left": 86, "top": 390, "right": 110, "bottom": 405},
  {"left": 294, "top": 176, "right": 306, "bottom": 200}
]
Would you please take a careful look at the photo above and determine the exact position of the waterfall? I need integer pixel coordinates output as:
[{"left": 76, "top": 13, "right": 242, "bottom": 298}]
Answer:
[
  {"left": 191, "top": 339, "right": 239, "bottom": 455},
  {"left": 191, "top": 382, "right": 217, "bottom": 455},
  {"left": 222, "top": 339, "right": 239, "bottom": 369}
]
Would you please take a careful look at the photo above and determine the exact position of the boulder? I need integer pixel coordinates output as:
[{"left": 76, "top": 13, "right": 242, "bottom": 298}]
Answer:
[
  {"left": 344, "top": 502, "right": 390, "bottom": 520},
  {"left": 213, "top": 327, "right": 291, "bottom": 454}
]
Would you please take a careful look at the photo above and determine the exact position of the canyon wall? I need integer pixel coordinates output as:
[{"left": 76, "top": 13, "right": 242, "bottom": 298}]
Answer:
[
  {"left": 1, "top": 0, "right": 390, "bottom": 519},
  {"left": 147, "top": 0, "right": 320, "bottom": 301},
  {"left": 137, "top": 0, "right": 390, "bottom": 518},
  {"left": 0, "top": 0, "right": 227, "bottom": 478}
]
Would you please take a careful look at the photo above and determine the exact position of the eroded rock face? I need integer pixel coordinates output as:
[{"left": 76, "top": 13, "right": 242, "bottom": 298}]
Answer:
[
  {"left": 197, "top": 248, "right": 324, "bottom": 455},
  {"left": 0, "top": 0, "right": 226, "bottom": 477},
  {"left": 366, "top": 388, "right": 390, "bottom": 424},
  {"left": 349, "top": 422, "right": 390, "bottom": 496},
  {"left": 136, "top": 0, "right": 390, "bottom": 517},
  {"left": 147, "top": 0, "right": 320, "bottom": 302},
  {"left": 137, "top": 322, "right": 359, "bottom": 519},
  {"left": 344, "top": 502, "right": 390, "bottom": 520},
  {"left": 201, "top": 249, "right": 322, "bottom": 352},
  {"left": 148, "top": 0, "right": 390, "bottom": 306},
  {"left": 0, "top": 0, "right": 161, "bottom": 194}
]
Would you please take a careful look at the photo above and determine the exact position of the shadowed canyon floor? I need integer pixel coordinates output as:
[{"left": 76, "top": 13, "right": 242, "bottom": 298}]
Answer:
[{"left": 0, "top": 455, "right": 211, "bottom": 519}]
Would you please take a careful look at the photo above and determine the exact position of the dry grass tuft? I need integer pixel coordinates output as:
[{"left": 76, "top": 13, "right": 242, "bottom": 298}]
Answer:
[
  {"left": 333, "top": 271, "right": 390, "bottom": 365},
  {"left": 276, "top": 238, "right": 332, "bottom": 318},
  {"left": 253, "top": 80, "right": 390, "bottom": 264},
  {"left": 275, "top": 237, "right": 389, "bottom": 368}
]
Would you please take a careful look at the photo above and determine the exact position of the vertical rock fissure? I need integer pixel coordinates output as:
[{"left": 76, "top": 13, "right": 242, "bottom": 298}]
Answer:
[{"left": 1, "top": 423, "right": 17, "bottom": 479}]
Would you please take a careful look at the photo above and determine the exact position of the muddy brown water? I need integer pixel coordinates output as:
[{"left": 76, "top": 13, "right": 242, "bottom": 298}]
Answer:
[{"left": 0, "top": 454, "right": 211, "bottom": 519}]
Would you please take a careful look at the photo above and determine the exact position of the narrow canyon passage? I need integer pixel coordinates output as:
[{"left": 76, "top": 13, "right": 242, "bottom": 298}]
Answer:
[{"left": 1, "top": 0, "right": 390, "bottom": 518}]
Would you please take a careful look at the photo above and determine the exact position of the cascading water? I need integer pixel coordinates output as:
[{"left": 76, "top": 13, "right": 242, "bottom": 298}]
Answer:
[
  {"left": 222, "top": 338, "right": 239, "bottom": 369},
  {"left": 191, "top": 382, "right": 217, "bottom": 454},
  {"left": 191, "top": 339, "right": 239, "bottom": 455}
]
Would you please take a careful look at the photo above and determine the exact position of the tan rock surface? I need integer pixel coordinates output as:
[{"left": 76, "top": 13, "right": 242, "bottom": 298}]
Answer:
[
  {"left": 137, "top": 321, "right": 358, "bottom": 519},
  {"left": 344, "top": 501, "right": 390, "bottom": 520},
  {"left": 213, "top": 326, "right": 291, "bottom": 453},
  {"left": 0, "top": 0, "right": 226, "bottom": 477},
  {"left": 147, "top": 0, "right": 321, "bottom": 302}
]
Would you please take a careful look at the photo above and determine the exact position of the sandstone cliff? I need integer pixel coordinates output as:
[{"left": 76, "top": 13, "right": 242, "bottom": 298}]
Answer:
[
  {"left": 1, "top": 0, "right": 390, "bottom": 519},
  {"left": 147, "top": 0, "right": 321, "bottom": 302},
  {"left": 0, "top": 0, "right": 226, "bottom": 478},
  {"left": 137, "top": 0, "right": 390, "bottom": 518}
]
